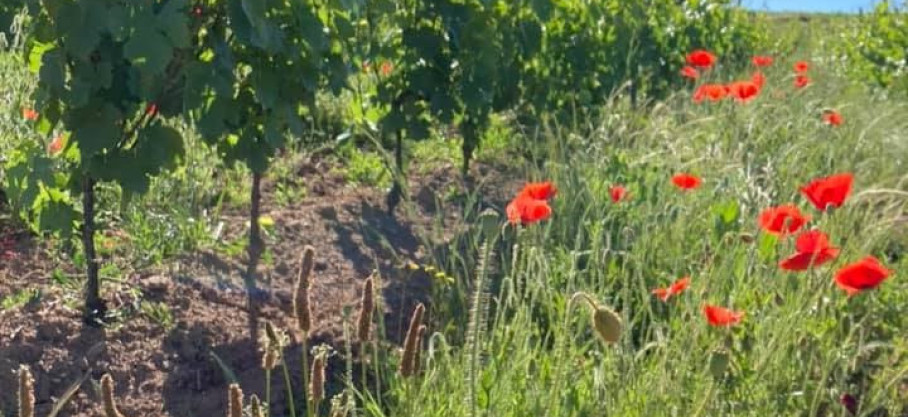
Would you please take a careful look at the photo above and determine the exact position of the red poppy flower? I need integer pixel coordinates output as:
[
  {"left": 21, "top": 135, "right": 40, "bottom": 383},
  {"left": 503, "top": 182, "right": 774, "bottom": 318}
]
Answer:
[
  {"left": 800, "top": 173, "right": 853, "bottom": 211},
  {"left": 652, "top": 277, "right": 691, "bottom": 302},
  {"left": 48, "top": 134, "right": 65, "bottom": 155},
  {"left": 751, "top": 71, "right": 766, "bottom": 89},
  {"left": 834, "top": 256, "right": 891, "bottom": 296},
  {"left": 779, "top": 230, "right": 840, "bottom": 271},
  {"left": 727, "top": 80, "right": 761, "bottom": 103},
  {"left": 686, "top": 49, "right": 717, "bottom": 69},
  {"left": 693, "top": 83, "right": 727, "bottom": 103},
  {"left": 145, "top": 103, "right": 158, "bottom": 117},
  {"left": 794, "top": 61, "right": 810, "bottom": 73},
  {"left": 703, "top": 305, "right": 744, "bottom": 327},
  {"left": 610, "top": 185, "right": 628, "bottom": 203},
  {"left": 794, "top": 75, "right": 810, "bottom": 89},
  {"left": 822, "top": 110, "right": 843, "bottom": 126},
  {"left": 22, "top": 108, "right": 39, "bottom": 121},
  {"left": 380, "top": 61, "right": 393, "bottom": 77},
  {"left": 680, "top": 65, "right": 699, "bottom": 80},
  {"left": 191, "top": 5, "right": 203, "bottom": 17},
  {"left": 519, "top": 182, "right": 557, "bottom": 201},
  {"left": 506, "top": 195, "right": 552, "bottom": 225},
  {"left": 752, "top": 55, "right": 774, "bottom": 67},
  {"left": 671, "top": 173, "right": 701, "bottom": 190},
  {"left": 758, "top": 204, "right": 810, "bottom": 235}
]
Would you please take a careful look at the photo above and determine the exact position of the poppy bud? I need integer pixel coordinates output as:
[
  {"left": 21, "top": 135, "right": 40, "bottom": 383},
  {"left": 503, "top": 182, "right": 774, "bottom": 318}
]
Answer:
[
  {"left": 708, "top": 349, "right": 730, "bottom": 379},
  {"left": 591, "top": 305, "right": 622, "bottom": 344},
  {"left": 479, "top": 208, "right": 500, "bottom": 240},
  {"left": 738, "top": 232, "right": 755, "bottom": 244}
]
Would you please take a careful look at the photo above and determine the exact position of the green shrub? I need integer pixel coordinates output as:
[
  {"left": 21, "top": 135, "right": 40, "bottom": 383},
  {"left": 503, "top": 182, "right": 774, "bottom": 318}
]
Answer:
[{"left": 840, "top": 1, "right": 908, "bottom": 92}]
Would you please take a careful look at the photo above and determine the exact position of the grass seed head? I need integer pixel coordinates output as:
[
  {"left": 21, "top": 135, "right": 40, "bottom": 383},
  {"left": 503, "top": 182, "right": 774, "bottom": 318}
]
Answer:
[
  {"left": 413, "top": 324, "right": 427, "bottom": 374},
  {"left": 101, "top": 374, "right": 125, "bottom": 417},
  {"left": 18, "top": 365, "right": 35, "bottom": 417},
  {"left": 295, "top": 245, "right": 316, "bottom": 334},
  {"left": 357, "top": 276, "right": 375, "bottom": 343},
  {"left": 399, "top": 303, "right": 426, "bottom": 377},
  {"left": 228, "top": 384, "right": 243, "bottom": 417},
  {"left": 309, "top": 349, "right": 327, "bottom": 403}
]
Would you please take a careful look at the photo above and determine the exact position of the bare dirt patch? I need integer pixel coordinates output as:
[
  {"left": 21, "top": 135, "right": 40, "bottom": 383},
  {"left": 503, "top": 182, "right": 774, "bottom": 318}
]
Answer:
[{"left": 0, "top": 157, "right": 519, "bottom": 417}]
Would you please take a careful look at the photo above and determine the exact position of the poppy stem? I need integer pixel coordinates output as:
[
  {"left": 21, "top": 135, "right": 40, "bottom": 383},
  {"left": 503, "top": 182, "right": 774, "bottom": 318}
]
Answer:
[{"left": 552, "top": 292, "right": 599, "bottom": 416}]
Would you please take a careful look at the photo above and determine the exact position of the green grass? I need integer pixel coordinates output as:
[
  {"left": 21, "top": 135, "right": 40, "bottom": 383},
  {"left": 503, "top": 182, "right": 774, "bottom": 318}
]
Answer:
[{"left": 355, "top": 61, "right": 908, "bottom": 416}]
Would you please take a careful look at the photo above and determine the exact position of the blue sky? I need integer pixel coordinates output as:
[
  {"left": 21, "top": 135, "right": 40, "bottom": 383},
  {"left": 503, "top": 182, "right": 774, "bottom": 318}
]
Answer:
[{"left": 742, "top": 0, "right": 883, "bottom": 13}]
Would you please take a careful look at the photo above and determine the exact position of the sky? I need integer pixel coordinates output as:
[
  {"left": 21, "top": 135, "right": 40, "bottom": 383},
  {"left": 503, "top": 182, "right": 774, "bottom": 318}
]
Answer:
[{"left": 742, "top": 0, "right": 884, "bottom": 13}]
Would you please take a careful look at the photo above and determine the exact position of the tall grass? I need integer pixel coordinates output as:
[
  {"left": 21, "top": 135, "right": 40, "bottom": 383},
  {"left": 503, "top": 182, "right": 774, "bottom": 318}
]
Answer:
[{"left": 360, "top": 64, "right": 908, "bottom": 416}]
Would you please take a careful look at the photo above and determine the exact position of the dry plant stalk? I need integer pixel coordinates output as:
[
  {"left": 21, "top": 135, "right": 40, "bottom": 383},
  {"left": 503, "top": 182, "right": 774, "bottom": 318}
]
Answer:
[
  {"left": 399, "top": 303, "right": 425, "bottom": 377},
  {"left": 356, "top": 276, "right": 375, "bottom": 343},
  {"left": 228, "top": 384, "right": 243, "bottom": 417},
  {"left": 294, "top": 246, "right": 316, "bottom": 335},
  {"left": 100, "top": 374, "right": 125, "bottom": 417},
  {"left": 309, "top": 350, "right": 327, "bottom": 404},
  {"left": 413, "top": 325, "right": 427, "bottom": 374},
  {"left": 18, "top": 365, "right": 35, "bottom": 417}
]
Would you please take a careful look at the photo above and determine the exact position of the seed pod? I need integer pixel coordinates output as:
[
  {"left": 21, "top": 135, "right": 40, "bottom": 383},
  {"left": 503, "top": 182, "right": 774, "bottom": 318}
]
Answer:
[
  {"left": 228, "top": 384, "right": 243, "bottom": 417},
  {"left": 356, "top": 277, "right": 375, "bottom": 343},
  {"left": 18, "top": 365, "right": 34, "bottom": 417},
  {"left": 709, "top": 349, "right": 730, "bottom": 379},
  {"left": 294, "top": 246, "right": 316, "bottom": 335},
  {"left": 591, "top": 305, "right": 622, "bottom": 344},
  {"left": 309, "top": 350, "right": 327, "bottom": 403},
  {"left": 101, "top": 374, "right": 125, "bottom": 417},
  {"left": 399, "top": 303, "right": 425, "bottom": 377}
]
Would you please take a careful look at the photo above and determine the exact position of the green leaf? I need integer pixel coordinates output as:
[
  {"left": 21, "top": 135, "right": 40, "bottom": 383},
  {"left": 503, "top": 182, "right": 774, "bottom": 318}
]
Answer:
[
  {"left": 28, "top": 41, "right": 55, "bottom": 73},
  {"left": 34, "top": 186, "right": 77, "bottom": 236},
  {"left": 39, "top": 50, "right": 65, "bottom": 94},
  {"left": 123, "top": 23, "right": 173, "bottom": 76},
  {"left": 135, "top": 124, "right": 186, "bottom": 175},
  {"left": 107, "top": 4, "right": 129, "bottom": 41},
  {"left": 157, "top": 0, "right": 191, "bottom": 48},
  {"left": 70, "top": 104, "right": 122, "bottom": 161},
  {"left": 252, "top": 69, "right": 280, "bottom": 110}
]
